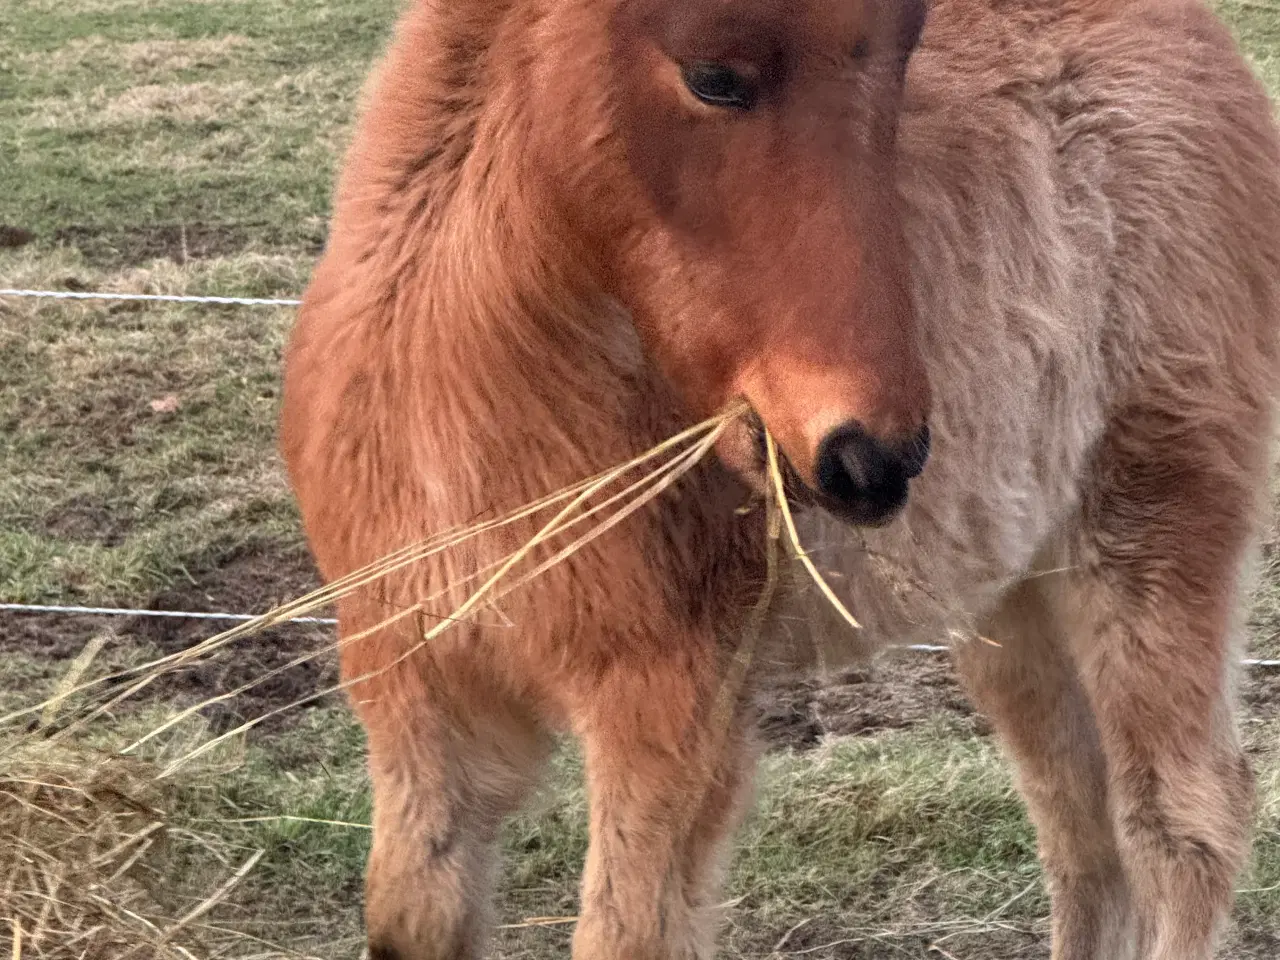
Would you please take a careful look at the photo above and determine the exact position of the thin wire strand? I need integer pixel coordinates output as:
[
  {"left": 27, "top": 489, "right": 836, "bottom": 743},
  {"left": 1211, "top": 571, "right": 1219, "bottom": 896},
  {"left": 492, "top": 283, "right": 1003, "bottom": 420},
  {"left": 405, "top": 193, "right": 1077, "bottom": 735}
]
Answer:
[
  {"left": 0, "top": 288, "right": 301, "bottom": 306},
  {"left": 0, "top": 603, "right": 335, "bottom": 624}
]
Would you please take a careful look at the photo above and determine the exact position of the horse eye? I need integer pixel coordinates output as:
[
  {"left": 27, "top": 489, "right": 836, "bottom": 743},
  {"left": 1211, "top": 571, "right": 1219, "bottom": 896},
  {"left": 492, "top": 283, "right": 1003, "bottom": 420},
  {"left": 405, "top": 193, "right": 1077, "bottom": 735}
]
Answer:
[{"left": 680, "top": 62, "right": 758, "bottom": 110}]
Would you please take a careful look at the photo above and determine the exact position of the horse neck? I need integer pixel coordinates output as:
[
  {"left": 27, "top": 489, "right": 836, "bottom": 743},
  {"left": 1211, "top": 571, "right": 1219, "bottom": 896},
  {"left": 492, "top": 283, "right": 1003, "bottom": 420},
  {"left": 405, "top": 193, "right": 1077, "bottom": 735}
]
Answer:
[{"left": 325, "top": 0, "right": 669, "bottom": 515}]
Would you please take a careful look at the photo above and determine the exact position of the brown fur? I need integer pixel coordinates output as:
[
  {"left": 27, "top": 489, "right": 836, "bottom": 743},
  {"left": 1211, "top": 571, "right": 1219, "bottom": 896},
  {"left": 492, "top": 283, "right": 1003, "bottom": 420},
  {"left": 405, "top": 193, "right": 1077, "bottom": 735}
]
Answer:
[{"left": 280, "top": 0, "right": 1280, "bottom": 957}]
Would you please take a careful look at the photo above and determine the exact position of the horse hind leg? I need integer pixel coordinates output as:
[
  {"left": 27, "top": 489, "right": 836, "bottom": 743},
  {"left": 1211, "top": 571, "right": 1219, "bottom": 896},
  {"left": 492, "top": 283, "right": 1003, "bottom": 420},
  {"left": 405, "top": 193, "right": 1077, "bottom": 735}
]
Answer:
[
  {"left": 954, "top": 579, "right": 1137, "bottom": 960},
  {"left": 355, "top": 640, "right": 552, "bottom": 960}
]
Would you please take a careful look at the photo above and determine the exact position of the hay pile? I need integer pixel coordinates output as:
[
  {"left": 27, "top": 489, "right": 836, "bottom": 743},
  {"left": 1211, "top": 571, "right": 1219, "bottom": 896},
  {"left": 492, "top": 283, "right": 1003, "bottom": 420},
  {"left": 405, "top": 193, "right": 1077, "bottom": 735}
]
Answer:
[{"left": 1, "top": 741, "right": 271, "bottom": 960}]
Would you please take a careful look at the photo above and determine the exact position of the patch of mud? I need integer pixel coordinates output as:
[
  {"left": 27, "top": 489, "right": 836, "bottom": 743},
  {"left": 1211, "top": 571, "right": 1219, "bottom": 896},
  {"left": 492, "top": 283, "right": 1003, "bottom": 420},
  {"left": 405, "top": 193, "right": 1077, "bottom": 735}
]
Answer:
[
  {"left": 41, "top": 493, "right": 131, "bottom": 546},
  {"left": 53, "top": 386, "right": 148, "bottom": 450},
  {"left": 9, "top": 546, "right": 1278, "bottom": 751},
  {"left": 815, "top": 653, "right": 982, "bottom": 738},
  {"left": 0, "top": 224, "right": 35, "bottom": 249},
  {"left": 756, "top": 649, "right": 985, "bottom": 752},
  {"left": 1232, "top": 928, "right": 1280, "bottom": 960},
  {"left": 52, "top": 221, "right": 325, "bottom": 268},
  {"left": 760, "top": 644, "right": 1280, "bottom": 754},
  {"left": 0, "top": 607, "right": 105, "bottom": 663},
  {"left": 54, "top": 222, "right": 250, "bottom": 267},
  {"left": 123, "top": 546, "right": 337, "bottom": 732},
  {"left": 1, "top": 545, "right": 337, "bottom": 735}
]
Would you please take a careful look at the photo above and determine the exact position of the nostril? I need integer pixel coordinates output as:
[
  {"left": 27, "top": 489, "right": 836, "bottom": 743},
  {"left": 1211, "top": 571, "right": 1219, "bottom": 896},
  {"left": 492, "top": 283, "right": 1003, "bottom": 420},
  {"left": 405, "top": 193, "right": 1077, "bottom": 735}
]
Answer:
[
  {"left": 815, "top": 425, "right": 901, "bottom": 502},
  {"left": 813, "top": 423, "right": 922, "bottom": 524}
]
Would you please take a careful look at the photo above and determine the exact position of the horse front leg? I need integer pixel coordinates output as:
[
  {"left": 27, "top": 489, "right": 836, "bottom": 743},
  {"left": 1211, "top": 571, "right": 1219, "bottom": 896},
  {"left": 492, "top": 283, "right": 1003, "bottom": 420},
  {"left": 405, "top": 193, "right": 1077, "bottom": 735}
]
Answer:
[
  {"left": 569, "top": 634, "right": 759, "bottom": 960},
  {"left": 1058, "top": 417, "right": 1260, "bottom": 960},
  {"left": 955, "top": 579, "right": 1137, "bottom": 960},
  {"left": 350, "top": 619, "right": 552, "bottom": 960}
]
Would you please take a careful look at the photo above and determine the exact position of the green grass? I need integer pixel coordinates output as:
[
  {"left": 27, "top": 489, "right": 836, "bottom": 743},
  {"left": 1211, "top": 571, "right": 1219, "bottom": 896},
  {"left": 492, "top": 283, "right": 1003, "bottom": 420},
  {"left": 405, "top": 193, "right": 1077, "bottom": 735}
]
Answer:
[
  {"left": 0, "top": 249, "right": 308, "bottom": 602},
  {"left": 17, "top": 708, "right": 1268, "bottom": 958},
  {"left": 1222, "top": 0, "right": 1280, "bottom": 93},
  {"left": 0, "top": 0, "right": 401, "bottom": 605},
  {"left": 1, "top": 0, "right": 398, "bottom": 250},
  {"left": 4, "top": 0, "right": 1280, "bottom": 957}
]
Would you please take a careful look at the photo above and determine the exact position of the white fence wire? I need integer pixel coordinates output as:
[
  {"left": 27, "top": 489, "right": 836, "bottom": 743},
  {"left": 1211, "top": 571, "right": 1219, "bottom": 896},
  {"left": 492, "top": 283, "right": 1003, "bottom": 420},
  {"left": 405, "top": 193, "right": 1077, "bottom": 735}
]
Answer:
[
  {"left": 0, "top": 288, "right": 301, "bottom": 306},
  {"left": 3, "top": 602, "right": 1278, "bottom": 666},
  {"left": 0, "top": 602, "right": 335, "bottom": 625}
]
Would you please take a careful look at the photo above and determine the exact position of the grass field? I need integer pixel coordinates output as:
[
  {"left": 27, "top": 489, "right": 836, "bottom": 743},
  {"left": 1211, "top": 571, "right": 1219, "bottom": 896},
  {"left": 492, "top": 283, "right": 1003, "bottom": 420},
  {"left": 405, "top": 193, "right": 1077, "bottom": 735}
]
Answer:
[{"left": 4, "top": 0, "right": 1280, "bottom": 956}]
